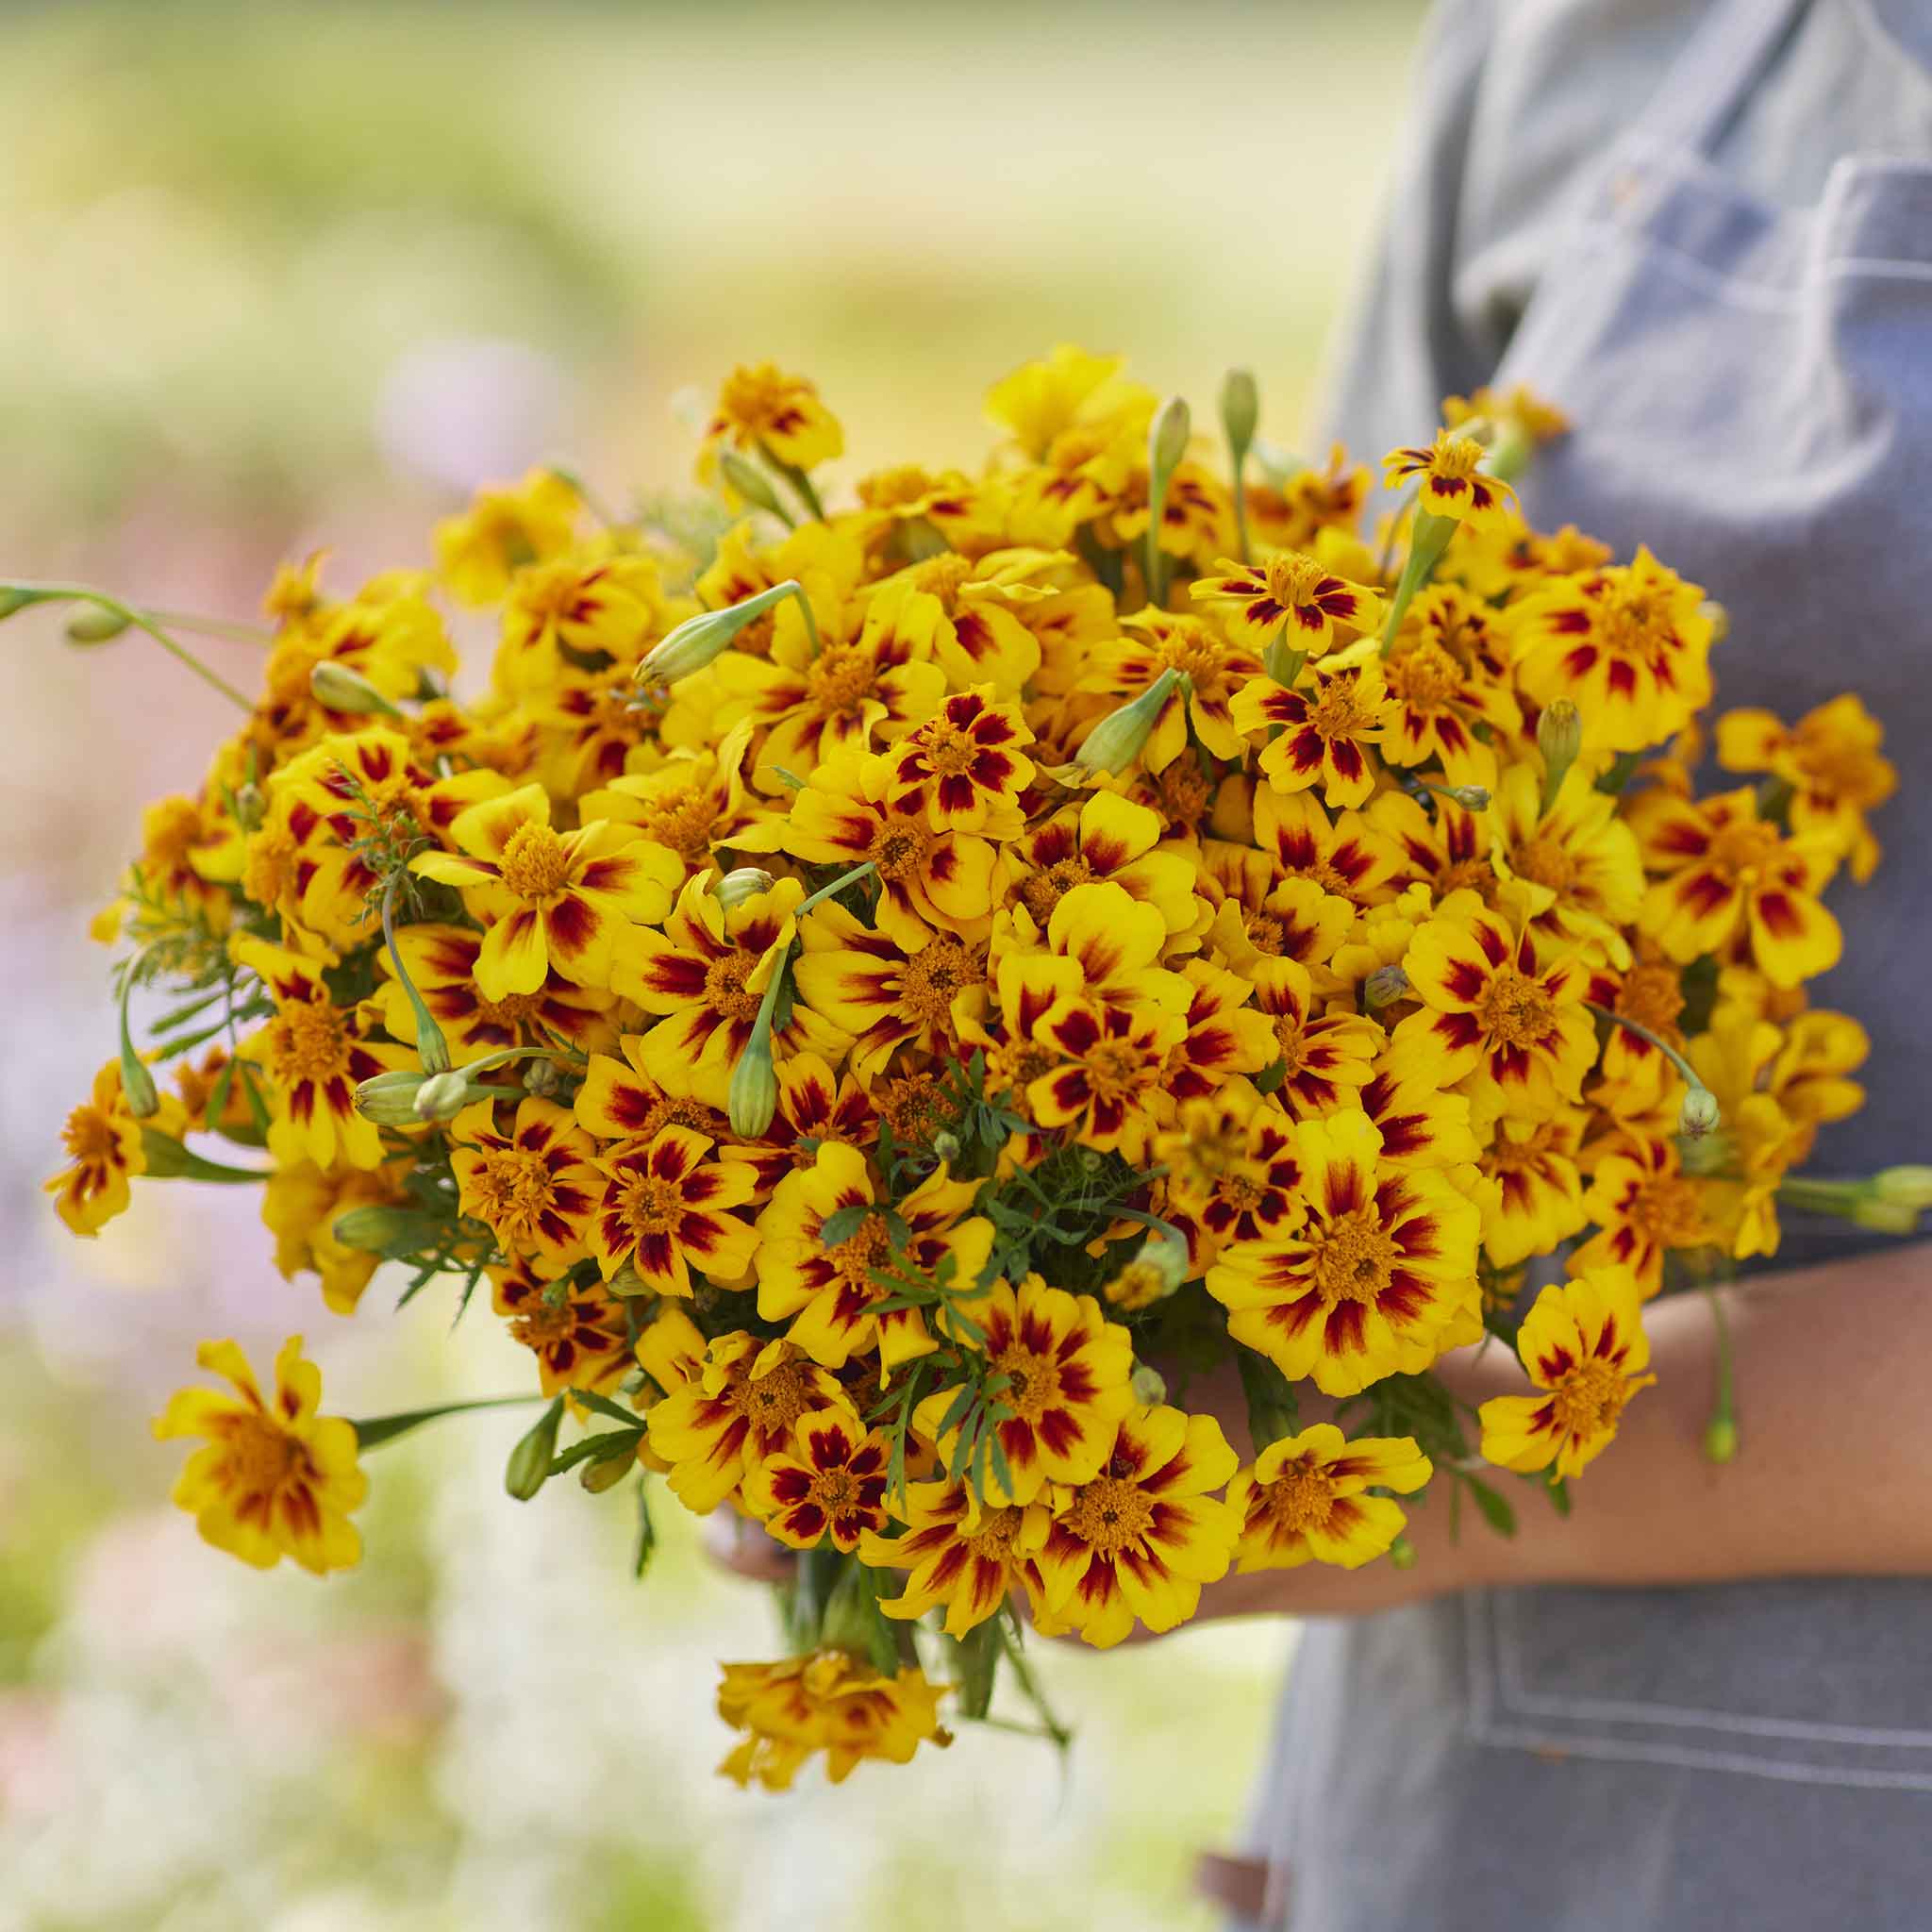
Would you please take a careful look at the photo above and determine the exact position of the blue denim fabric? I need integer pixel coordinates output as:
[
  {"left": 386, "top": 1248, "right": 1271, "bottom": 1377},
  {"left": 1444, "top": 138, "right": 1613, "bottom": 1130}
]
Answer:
[{"left": 1241, "top": 3, "right": 1932, "bottom": 1925}]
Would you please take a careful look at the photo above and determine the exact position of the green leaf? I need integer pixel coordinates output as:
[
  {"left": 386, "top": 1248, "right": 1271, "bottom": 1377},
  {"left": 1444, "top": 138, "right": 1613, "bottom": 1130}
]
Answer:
[
  {"left": 952, "top": 1620, "right": 1002, "bottom": 1723},
  {"left": 634, "top": 1482, "right": 658, "bottom": 1579},
  {"left": 137, "top": 1129, "right": 269, "bottom": 1184},
  {"left": 818, "top": 1203, "right": 871, "bottom": 1247},
  {"left": 571, "top": 1388, "right": 644, "bottom": 1430},
  {"left": 1461, "top": 1473, "right": 1518, "bottom": 1537},
  {"left": 546, "top": 1428, "right": 644, "bottom": 1477},
  {"left": 352, "top": 1393, "right": 544, "bottom": 1451}
]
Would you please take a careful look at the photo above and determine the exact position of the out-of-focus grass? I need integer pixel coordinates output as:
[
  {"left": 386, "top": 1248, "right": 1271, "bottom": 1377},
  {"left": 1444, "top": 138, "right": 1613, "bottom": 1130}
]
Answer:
[{"left": 0, "top": 3, "right": 1426, "bottom": 1926}]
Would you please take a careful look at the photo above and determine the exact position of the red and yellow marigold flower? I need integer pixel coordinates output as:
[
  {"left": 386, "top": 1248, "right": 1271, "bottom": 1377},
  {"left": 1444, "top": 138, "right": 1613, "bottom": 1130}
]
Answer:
[
  {"left": 1250, "top": 956, "right": 1385, "bottom": 1118},
  {"left": 1200, "top": 848, "right": 1356, "bottom": 975},
  {"left": 1716, "top": 693, "right": 1896, "bottom": 882},
  {"left": 859, "top": 551, "right": 1057, "bottom": 698},
  {"left": 1030, "top": 1405, "right": 1240, "bottom": 1649},
  {"left": 1207, "top": 1108, "right": 1482, "bottom": 1396},
  {"left": 1251, "top": 784, "right": 1406, "bottom": 909},
  {"left": 1394, "top": 891, "right": 1597, "bottom": 1121},
  {"left": 1227, "top": 1425, "right": 1432, "bottom": 1572},
  {"left": 1382, "top": 430, "right": 1518, "bottom": 527},
  {"left": 1164, "top": 958, "right": 1280, "bottom": 1104},
  {"left": 1008, "top": 789, "right": 1200, "bottom": 940},
  {"left": 412, "top": 784, "right": 683, "bottom": 1000},
  {"left": 434, "top": 467, "right": 581, "bottom": 606},
  {"left": 577, "top": 724, "right": 762, "bottom": 875},
  {"left": 703, "top": 360, "right": 843, "bottom": 474},
  {"left": 1077, "top": 611, "right": 1264, "bottom": 771},
  {"left": 1476, "top": 1105, "right": 1591, "bottom": 1269},
  {"left": 1511, "top": 546, "right": 1715, "bottom": 755},
  {"left": 742, "top": 1407, "right": 891, "bottom": 1553},
  {"left": 1377, "top": 625, "right": 1515, "bottom": 789},
  {"left": 913, "top": 1273, "right": 1136, "bottom": 1506},
  {"left": 756, "top": 1142, "right": 991, "bottom": 1372},
  {"left": 153, "top": 1336, "right": 367, "bottom": 1574},
  {"left": 1574, "top": 1132, "right": 1712, "bottom": 1298},
  {"left": 495, "top": 541, "right": 675, "bottom": 696},
  {"left": 378, "top": 923, "right": 615, "bottom": 1059},
  {"left": 450, "top": 1096, "right": 601, "bottom": 1270},
  {"left": 589, "top": 1124, "right": 761, "bottom": 1296},
  {"left": 1026, "top": 995, "right": 1188, "bottom": 1159},
  {"left": 490, "top": 1252, "right": 631, "bottom": 1398},
  {"left": 236, "top": 938, "right": 411, "bottom": 1172},
  {"left": 1191, "top": 547, "right": 1386, "bottom": 656},
  {"left": 263, "top": 1157, "right": 410, "bottom": 1317},
  {"left": 858, "top": 1477, "right": 1051, "bottom": 1638},
  {"left": 1233, "top": 653, "right": 1390, "bottom": 808},
  {"left": 46, "top": 1060, "right": 186, "bottom": 1236},
  {"left": 882, "top": 686, "right": 1035, "bottom": 836},
  {"left": 1488, "top": 763, "right": 1645, "bottom": 968},
  {"left": 1628, "top": 785, "right": 1842, "bottom": 989},
  {"left": 646, "top": 1332, "right": 853, "bottom": 1512},
  {"left": 610, "top": 873, "right": 848, "bottom": 1109},
  {"left": 1479, "top": 1267, "right": 1655, "bottom": 1477},
  {"left": 1002, "top": 878, "right": 1192, "bottom": 1022},
  {"left": 715, "top": 1652, "right": 950, "bottom": 1791},
  {"left": 1355, "top": 1056, "right": 1480, "bottom": 1173},
  {"left": 1157, "top": 1087, "right": 1307, "bottom": 1270}
]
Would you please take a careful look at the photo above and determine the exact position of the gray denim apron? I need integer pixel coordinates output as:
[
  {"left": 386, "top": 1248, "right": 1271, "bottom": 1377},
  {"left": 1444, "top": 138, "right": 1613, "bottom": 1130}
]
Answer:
[{"left": 1239, "top": 4, "right": 1932, "bottom": 1926}]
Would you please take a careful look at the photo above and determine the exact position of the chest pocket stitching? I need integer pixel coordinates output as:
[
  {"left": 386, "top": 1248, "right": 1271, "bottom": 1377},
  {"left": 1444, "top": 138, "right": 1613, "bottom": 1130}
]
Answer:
[
  {"left": 1463, "top": 1592, "right": 1932, "bottom": 1791},
  {"left": 1564, "top": 218, "right": 1807, "bottom": 312}
]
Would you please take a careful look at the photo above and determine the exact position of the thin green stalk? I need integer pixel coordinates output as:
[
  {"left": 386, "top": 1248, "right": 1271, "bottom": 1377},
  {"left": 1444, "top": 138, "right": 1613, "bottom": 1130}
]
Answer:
[{"left": 7, "top": 582, "right": 254, "bottom": 709}]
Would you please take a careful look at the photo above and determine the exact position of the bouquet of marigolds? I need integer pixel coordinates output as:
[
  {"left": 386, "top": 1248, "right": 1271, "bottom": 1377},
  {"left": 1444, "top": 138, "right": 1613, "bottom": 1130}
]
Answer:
[{"left": 25, "top": 345, "right": 1926, "bottom": 1791}]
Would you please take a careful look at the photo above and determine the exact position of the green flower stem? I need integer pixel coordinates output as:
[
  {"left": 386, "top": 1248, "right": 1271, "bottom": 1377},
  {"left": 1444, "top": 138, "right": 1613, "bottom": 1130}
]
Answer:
[
  {"left": 1377, "top": 509, "right": 1457, "bottom": 658},
  {"left": 144, "top": 608, "right": 273, "bottom": 646},
  {"left": 796, "top": 860, "right": 876, "bottom": 917},
  {"left": 5, "top": 582, "right": 255, "bottom": 709},
  {"left": 1704, "top": 1286, "right": 1739, "bottom": 1462},
  {"left": 760, "top": 443, "right": 826, "bottom": 524},
  {"left": 1584, "top": 1001, "right": 1714, "bottom": 1109},
  {"left": 351, "top": 1393, "right": 548, "bottom": 1452},
  {"left": 380, "top": 873, "right": 452, "bottom": 1074}
]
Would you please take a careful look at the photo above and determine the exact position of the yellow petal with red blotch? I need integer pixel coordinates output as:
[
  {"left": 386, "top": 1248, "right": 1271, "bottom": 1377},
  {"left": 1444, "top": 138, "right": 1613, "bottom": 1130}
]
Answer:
[
  {"left": 448, "top": 783, "right": 550, "bottom": 862},
  {"left": 475, "top": 907, "right": 550, "bottom": 1000},
  {"left": 1747, "top": 881, "right": 1842, "bottom": 988}
]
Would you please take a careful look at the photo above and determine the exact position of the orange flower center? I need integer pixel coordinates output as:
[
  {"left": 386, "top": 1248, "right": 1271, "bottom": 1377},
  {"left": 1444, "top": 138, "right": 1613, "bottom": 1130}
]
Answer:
[
  {"left": 630, "top": 783, "right": 718, "bottom": 863},
  {"left": 1707, "top": 818, "right": 1782, "bottom": 880},
  {"left": 1017, "top": 855, "right": 1092, "bottom": 924},
  {"left": 1156, "top": 759, "right": 1212, "bottom": 824},
  {"left": 1216, "top": 1168, "right": 1267, "bottom": 1213},
  {"left": 916, "top": 718, "right": 983, "bottom": 781},
  {"left": 224, "top": 1413, "right": 310, "bottom": 1497},
  {"left": 1152, "top": 621, "right": 1232, "bottom": 693},
  {"left": 1593, "top": 586, "right": 1671, "bottom": 660},
  {"left": 268, "top": 995, "right": 354, "bottom": 1088},
  {"left": 1549, "top": 1359, "right": 1629, "bottom": 1441},
  {"left": 62, "top": 1104, "right": 123, "bottom": 1166},
  {"left": 498, "top": 822, "right": 572, "bottom": 901},
  {"left": 1427, "top": 433, "right": 1483, "bottom": 480},
  {"left": 807, "top": 643, "right": 879, "bottom": 716},
  {"left": 1387, "top": 640, "right": 1461, "bottom": 708},
  {"left": 619, "top": 1173, "right": 687, "bottom": 1234},
  {"left": 1079, "top": 1037, "right": 1150, "bottom": 1103},
  {"left": 511, "top": 1296, "right": 576, "bottom": 1349},
  {"left": 736, "top": 1359, "right": 817, "bottom": 1438},
  {"left": 1437, "top": 858, "right": 1496, "bottom": 900},
  {"left": 1303, "top": 676, "right": 1379, "bottom": 741},
  {"left": 809, "top": 1467, "right": 857, "bottom": 1511},
  {"left": 1310, "top": 1208, "right": 1398, "bottom": 1305},
  {"left": 1616, "top": 961, "right": 1685, "bottom": 1036},
  {"left": 964, "top": 1506, "right": 1023, "bottom": 1560},
  {"left": 899, "top": 935, "right": 977, "bottom": 1028},
  {"left": 704, "top": 955, "right": 764, "bottom": 1024},
  {"left": 908, "top": 553, "right": 974, "bottom": 612},
  {"left": 1626, "top": 1174, "right": 1707, "bottom": 1249},
  {"left": 243, "top": 824, "right": 300, "bottom": 908},
  {"left": 1288, "top": 858, "right": 1354, "bottom": 899},
  {"left": 1272, "top": 1011, "right": 1312, "bottom": 1073},
  {"left": 827, "top": 1209, "right": 893, "bottom": 1287},
  {"left": 473, "top": 1148, "right": 559, "bottom": 1237},
  {"left": 1061, "top": 1474, "right": 1154, "bottom": 1554},
  {"left": 865, "top": 817, "right": 934, "bottom": 882},
  {"left": 474, "top": 990, "right": 546, "bottom": 1034},
  {"left": 1262, "top": 551, "right": 1326, "bottom": 608},
  {"left": 1476, "top": 966, "right": 1555, "bottom": 1047},
  {"left": 985, "top": 1037, "right": 1057, "bottom": 1096},
  {"left": 1259, "top": 1455, "right": 1337, "bottom": 1534},
  {"left": 1512, "top": 834, "right": 1576, "bottom": 894},
  {"left": 991, "top": 1343, "right": 1063, "bottom": 1423}
]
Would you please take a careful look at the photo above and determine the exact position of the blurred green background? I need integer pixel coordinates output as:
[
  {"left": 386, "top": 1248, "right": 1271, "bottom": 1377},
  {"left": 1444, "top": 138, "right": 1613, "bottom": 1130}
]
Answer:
[{"left": 0, "top": 4, "right": 1425, "bottom": 1926}]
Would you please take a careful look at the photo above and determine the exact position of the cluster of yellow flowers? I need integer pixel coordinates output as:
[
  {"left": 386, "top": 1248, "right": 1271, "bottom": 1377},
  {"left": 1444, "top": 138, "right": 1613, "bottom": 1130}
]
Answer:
[{"left": 33, "top": 346, "right": 1914, "bottom": 1790}]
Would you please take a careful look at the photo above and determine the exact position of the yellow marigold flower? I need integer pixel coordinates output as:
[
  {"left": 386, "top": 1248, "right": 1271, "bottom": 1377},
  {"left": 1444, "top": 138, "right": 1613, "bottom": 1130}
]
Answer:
[
  {"left": 120, "top": 791, "right": 245, "bottom": 937},
  {"left": 696, "top": 519, "right": 864, "bottom": 662},
  {"left": 153, "top": 1336, "right": 367, "bottom": 1574},
  {"left": 1158, "top": 1086, "right": 1307, "bottom": 1272},
  {"left": 1250, "top": 956, "right": 1385, "bottom": 1118},
  {"left": 742, "top": 1407, "right": 891, "bottom": 1553},
  {"left": 262, "top": 1158, "right": 408, "bottom": 1316},
  {"left": 985, "top": 343, "right": 1133, "bottom": 459},
  {"left": 1250, "top": 784, "right": 1407, "bottom": 909},
  {"left": 1368, "top": 783, "right": 1498, "bottom": 908},
  {"left": 1246, "top": 443, "right": 1372, "bottom": 553},
  {"left": 589, "top": 1124, "right": 761, "bottom": 1296},
  {"left": 1191, "top": 547, "right": 1385, "bottom": 657},
  {"left": 490, "top": 1251, "right": 631, "bottom": 1398},
  {"left": 46, "top": 1060, "right": 186, "bottom": 1237},
  {"left": 578, "top": 726, "right": 763, "bottom": 874},
  {"left": 755, "top": 1141, "right": 991, "bottom": 1372},
  {"left": 1008, "top": 790, "right": 1200, "bottom": 939},
  {"left": 1164, "top": 958, "right": 1280, "bottom": 1104},
  {"left": 1079, "top": 610, "right": 1263, "bottom": 771},
  {"left": 1715, "top": 693, "right": 1897, "bottom": 883},
  {"left": 1207, "top": 1108, "right": 1482, "bottom": 1397},
  {"left": 1026, "top": 995, "right": 1188, "bottom": 1159},
  {"left": 715, "top": 1652, "right": 950, "bottom": 1790},
  {"left": 1227, "top": 1425, "right": 1432, "bottom": 1573},
  {"left": 913, "top": 1273, "right": 1134, "bottom": 1507},
  {"left": 235, "top": 938, "right": 411, "bottom": 1171},
  {"left": 1105, "top": 458, "right": 1237, "bottom": 567},
  {"left": 1031, "top": 1404, "right": 1240, "bottom": 1649},
  {"left": 853, "top": 464, "right": 1008, "bottom": 558},
  {"left": 609, "top": 873, "right": 847, "bottom": 1110},
  {"left": 1510, "top": 546, "right": 1715, "bottom": 756},
  {"left": 792, "top": 898, "right": 986, "bottom": 1083},
  {"left": 1381, "top": 429, "right": 1519, "bottom": 526},
  {"left": 1478, "top": 1267, "right": 1655, "bottom": 1478},
  {"left": 1378, "top": 627, "right": 1514, "bottom": 791},
  {"left": 734, "top": 749, "right": 996, "bottom": 957},
  {"left": 1475, "top": 1106, "right": 1591, "bottom": 1269},
  {"left": 1393, "top": 891, "right": 1597, "bottom": 1122},
  {"left": 1000, "top": 878, "right": 1193, "bottom": 1023},
  {"left": 411, "top": 783, "right": 682, "bottom": 1001},
  {"left": 494, "top": 541, "right": 675, "bottom": 696},
  {"left": 880, "top": 686, "right": 1034, "bottom": 837},
  {"left": 1627, "top": 784, "right": 1842, "bottom": 989},
  {"left": 1441, "top": 383, "right": 1570, "bottom": 445},
  {"left": 1233, "top": 654, "right": 1391, "bottom": 809},
  {"left": 860, "top": 550, "right": 1053, "bottom": 698},
  {"left": 645, "top": 1331, "right": 852, "bottom": 1512},
  {"left": 704, "top": 361, "right": 844, "bottom": 475},
  {"left": 1574, "top": 1132, "right": 1712, "bottom": 1299},
  {"left": 1488, "top": 762, "right": 1645, "bottom": 968},
  {"left": 1355, "top": 1054, "right": 1480, "bottom": 1173},
  {"left": 1765, "top": 1008, "right": 1868, "bottom": 1158},
  {"left": 450, "top": 1096, "right": 602, "bottom": 1270},
  {"left": 377, "top": 923, "right": 615, "bottom": 1060},
  {"left": 435, "top": 467, "right": 581, "bottom": 607},
  {"left": 858, "top": 1476, "right": 1052, "bottom": 1638},
  {"left": 1201, "top": 850, "right": 1357, "bottom": 976}
]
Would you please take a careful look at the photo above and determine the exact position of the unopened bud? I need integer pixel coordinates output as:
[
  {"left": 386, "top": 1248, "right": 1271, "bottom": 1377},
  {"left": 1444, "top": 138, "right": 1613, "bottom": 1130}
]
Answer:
[
  {"left": 717, "top": 450, "right": 789, "bottom": 520},
  {"left": 1364, "top": 965, "right": 1411, "bottom": 1010},
  {"left": 1151, "top": 395, "right": 1191, "bottom": 480},
  {"left": 1220, "top": 369, "right": 1259, "bottom": 464},
  {"left": 728, "top": 1030, "right": 778, "bottom": 1138},
  {"left": 1698, "top": 599, "right": 1729, "bottom": 644},
  {"left": 330, "top": 1204, "right": 420, "bottom": 1252},
  {"left": 119, "top": 1049, "right": 161, "bottom": 1120},
  {"left": 355, "top": 1068, "right": 429, "bottom": 1124},
  {"left": 1872, "top": 1166, "right": 1932, "bottom": 1212},
  {"left": 1388, "top": 1537, "right": 1418, "bottom": 1571},
  {"left": 65, "top": 607, "right": 133, "bottom": 645},
  {"left": 506, "top": 1397, "right": 565, "bottom": 1501},
  {"left": 604, "top": 1261, "right": 651, "bottom": 1299},
  {"left": 1677, "top": 1086, "right": 1721, "bottom": 1139},
  {"left": 1703, "top": 1415, "right": 1739, "bottom": 1464},
  {"left": 412, "top": 1070, "right": 474, "bottom": 1122},
  {"left": 932, "top": 1129, "right": 962, "bottom": 1164},
  {"left": 232, "top": 782, "right": 265, "bottom": 832},
  {"left": 1537, "top": 698, "right": 1582, "bottom": 806},
  {"left": 1263, "top": 639, "right": 1306, "bottom": 689},
  {"left": 310, "top": 660, "right": 405, "bottom": 718},
  {"left": 640, "top": 580, "right": 801, "bottom": 685},
  {"left": 1129, "top": 1363, "right": 1168, "bottom": 1407},
  {"left": 1850, "top": 1197, "right": 1924, "bottom": 1235},
  {"left": 714, "top": 866, "right": 776, "bottom": 911},
  {"left": 580, "top": 1445, "right": 636, "bottom": 1492},
  {"left": 1075, "top": 665, "right": 1184, "bottom": 775},
  {"left": 1435, "top": 784, "right": 1490, "bottom": 812},
  {"left": 523, "top": 1056, "right": 565, "bottom": 1099}
]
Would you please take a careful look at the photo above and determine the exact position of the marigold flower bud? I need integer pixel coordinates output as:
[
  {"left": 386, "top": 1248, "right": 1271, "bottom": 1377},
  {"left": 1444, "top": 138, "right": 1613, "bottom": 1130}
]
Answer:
[
  {"left": 1677, "top": 1086, "right": 1722, "bottom": 1139},
  {"left": 413, "top": 1070, "right": 474, "bottom": 1121},
  {"left": 1130, "top": 1362, "right": 1168, "bottom": 1407},
  {"left": 1388, "top": 1537, "right": 1418, "bottom": 1571},
  {"left": 119, "top": 1047, "right": 161, "bottom": 1121},
  {"left": 1364, "top": 965, "right": 1411, "bottom": 1010},
  {"left": 605, "top": 1262, "right": 651, "bottom": 1299},
  {"left": 728, "top": 1029, "right": 779, "bottom": 1139},
  {"left": 932, "top": 1130, "right": 962, "bottom": 1164},
  {"left": 1704, "top": 1415, "right": 1739, "bottom": 1464},
  {"left": 1849, "top": 1197, "right": 1924, "bottom": 1235},
  {"left": 231, "top": 781, "right": 265, "bottom": 832},
  {"left": 640, "top": 580, "right": 801, "bottom": 686},
  {"left": 715, "top": 866, "right": 776, "bottom": 911},
  {"left": 330, "top": 1204, "right": 420, "bottom": 1252},
  {"left": 1537, "top": 698, "right": 1582, "bottom": 808},
  {"left": 506, "top": 1397, "right": 564, "bottom": 1501},
  {"left": 310, "top": 660, "right": 405, "bottom": 718},
  {"left": 355, "top": 1068, "right": 428, "bottom": 1124},
  {"left": 1075, "top": 665, "right": 1185, "bottom": 775},
  {"left": 65, "top": 607, "right": 133, "bottom": 645},
  {"left": 1151, "top": 394, "right": 1191, "bottom": 479},
  {"left": 1436, "top": 784, "right": 1490, "bottom": 811},
  {"left": 1871, "top": 1166, "right": 1932, "bottom": 1211},
  {"left": 717, "top": 450, "right": 789, "bottom": 521},
  {"left": 1219, "top": 369, "right": 1259, "bottom": 463}
]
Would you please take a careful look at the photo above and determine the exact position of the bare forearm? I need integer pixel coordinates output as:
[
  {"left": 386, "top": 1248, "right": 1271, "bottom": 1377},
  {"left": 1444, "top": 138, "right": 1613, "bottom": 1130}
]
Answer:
[{"left": 1184, "top": 1241, "right": 1932, "bottom": 1624}]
